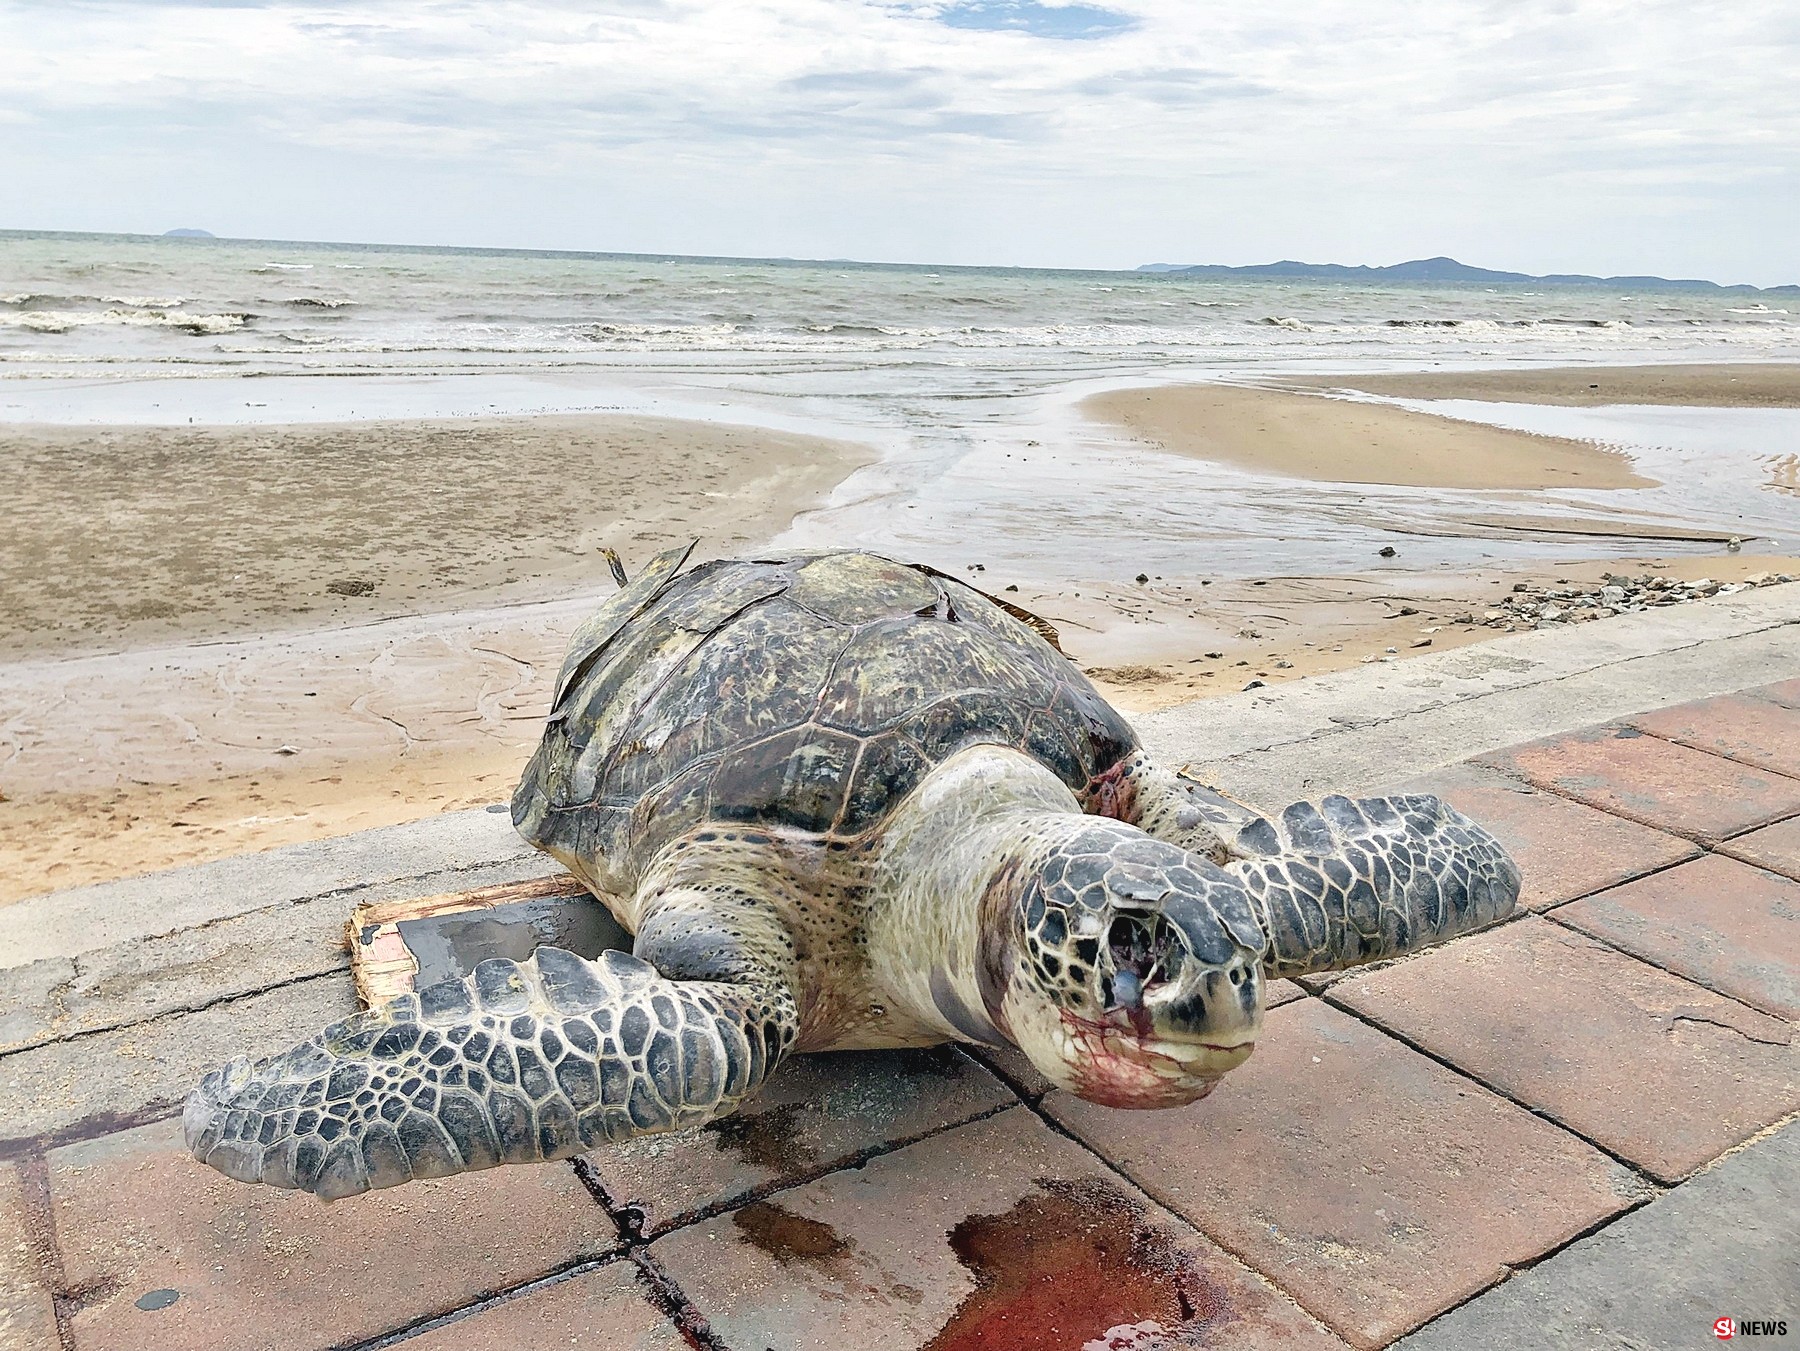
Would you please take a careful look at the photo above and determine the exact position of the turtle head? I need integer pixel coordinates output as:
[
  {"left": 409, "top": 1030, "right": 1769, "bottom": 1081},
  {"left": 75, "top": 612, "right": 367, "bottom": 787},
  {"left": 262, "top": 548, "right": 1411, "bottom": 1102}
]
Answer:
[{"left": 1001, "top": 824, "right": 1268, "bottom": 1109}]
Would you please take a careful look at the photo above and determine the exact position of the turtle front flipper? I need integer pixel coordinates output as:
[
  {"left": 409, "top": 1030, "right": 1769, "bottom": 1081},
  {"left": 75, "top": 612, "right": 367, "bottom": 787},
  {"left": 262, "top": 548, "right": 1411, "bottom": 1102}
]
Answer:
[
  {"left": 1224, "top": 794, "right": 1520, "bottom": 978},
  {"left": 184, "top": 946, "right": 797, "bottom": 1199}
]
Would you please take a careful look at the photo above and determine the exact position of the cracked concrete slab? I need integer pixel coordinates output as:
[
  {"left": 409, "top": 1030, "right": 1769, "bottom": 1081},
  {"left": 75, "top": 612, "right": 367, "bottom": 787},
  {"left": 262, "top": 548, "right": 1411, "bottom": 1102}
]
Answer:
[
  {"left": 1396, "top": 1121, "right": 1800, "bottom": 1351},
  {"left": 0, "top": 899, "right": 348, "bottom": 1058},
  {"left": 0, "top": 852, "right": 568, "bottom": 1057},
  {"left": 0, "top": 973, "right": 354, "bottom": 1146},
  {"left": 1138, "top": 584, "right": 1800, "bottom": 806},
  {"left": 0, "top": 816, "right": 549, "bottom": 971}
]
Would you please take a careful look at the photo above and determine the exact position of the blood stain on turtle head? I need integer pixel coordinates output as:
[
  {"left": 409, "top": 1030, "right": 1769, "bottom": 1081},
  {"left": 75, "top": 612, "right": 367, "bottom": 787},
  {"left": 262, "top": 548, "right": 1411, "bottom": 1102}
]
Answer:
[{"left": 923, "top": 1178, "right": 1226, "bottom": 1351}]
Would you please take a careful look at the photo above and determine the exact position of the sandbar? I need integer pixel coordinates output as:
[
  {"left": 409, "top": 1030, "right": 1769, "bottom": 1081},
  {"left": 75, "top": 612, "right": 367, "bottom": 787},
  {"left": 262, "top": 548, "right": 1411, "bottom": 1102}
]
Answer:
[
  {"left": 1082, "top": 383, "right": 1653, "bottom": 490},
  {"left": 1279, "top": 362, "right": 1800, "bottom": 408}
]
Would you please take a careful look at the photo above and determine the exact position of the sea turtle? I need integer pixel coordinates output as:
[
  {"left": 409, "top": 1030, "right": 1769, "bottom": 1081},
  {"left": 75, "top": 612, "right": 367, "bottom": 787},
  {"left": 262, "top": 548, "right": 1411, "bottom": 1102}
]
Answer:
[{"left": 185, "top": 546, "right": 1520, "bottom": 1199}]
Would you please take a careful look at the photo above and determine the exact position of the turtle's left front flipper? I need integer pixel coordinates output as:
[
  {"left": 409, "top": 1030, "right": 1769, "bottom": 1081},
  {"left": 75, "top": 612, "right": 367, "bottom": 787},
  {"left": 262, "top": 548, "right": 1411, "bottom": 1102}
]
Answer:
[
  {"left": 184, "top": 947, "right": 796, "bottom": 1199},
  {"left": 1225, "top": 794, "right": 1520, "bottom": 978}
]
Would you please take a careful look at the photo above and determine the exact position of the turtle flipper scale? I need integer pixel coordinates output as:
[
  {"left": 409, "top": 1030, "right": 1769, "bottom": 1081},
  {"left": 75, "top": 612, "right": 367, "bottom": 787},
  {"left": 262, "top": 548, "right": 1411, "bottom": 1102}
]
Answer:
[
  {"left": 1226, "top": 793, "right": 1520, "bottom": 978},
  {"left": 184, "top": 946, "right": 796, "bottom": 1199}
]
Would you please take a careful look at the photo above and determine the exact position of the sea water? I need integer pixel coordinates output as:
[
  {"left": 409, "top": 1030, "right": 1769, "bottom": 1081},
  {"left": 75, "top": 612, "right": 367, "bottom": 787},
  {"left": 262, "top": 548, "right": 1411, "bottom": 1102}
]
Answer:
[
  {"left": 3, "top": 229, "right": 1796, "bottom": 578},
  {"left": 5, "top": 229, "right": 1797, "bottom": 390}
]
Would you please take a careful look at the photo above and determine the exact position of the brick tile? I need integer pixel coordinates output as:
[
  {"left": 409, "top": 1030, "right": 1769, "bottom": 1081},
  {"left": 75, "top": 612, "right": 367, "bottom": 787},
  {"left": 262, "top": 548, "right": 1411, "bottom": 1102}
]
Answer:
[
  {"left": 1629, "top": 691, "right": 1800, "bottom": 779},
  {"left": 0, "top": 1163, "right": 58, "bottom": 1351},
  {"left": 584, "top": 1047, "right": 1012, "bottom": 1236},
  {"left": 1332, "top": 918, "right": 1800, "bottom": 1183},
  {"left": 1756, "top": 676, "right": 1800, "bottom": 709},
  {"left": 1397, "top": 763, "right": 1699, "bottom": 909},
  {"left": 1476, "top": 724, "right": 1800, "bottom": 843},
  {"left": 1045, "top": 1000, "right": 1641, "bottom": 1350},
  {"left": 651, "top": 1107, "right": 1346, "bottom": 1351},
  {"left": 1556, "top": 854, "right": 1800, "bottom": 1021},
  {"left": 50, "top": 1118, "right": 619, "bottom": 1351},
  {"left": 1265, "top": 977, "right": 1308, "bottom": 1008},
  {"left": 1394, "top": 1119, "right": 1800, "bottom": 1351},
  {"left": 1720, "top": 816, "right": 1800, "bottom": 883},
  {"left": 970, "top": 1045, "right": 1055, "bottom": 1100},
  {"left": 400, "top": 1262, "right": 685, "bottom": 1351}
]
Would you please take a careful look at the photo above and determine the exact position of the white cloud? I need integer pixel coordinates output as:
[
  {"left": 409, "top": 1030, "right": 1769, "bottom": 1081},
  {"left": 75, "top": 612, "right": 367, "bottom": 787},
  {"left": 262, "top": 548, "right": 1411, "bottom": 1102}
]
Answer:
[{"left": 0, "top": 0, "right": 1795, "bottom": 281}]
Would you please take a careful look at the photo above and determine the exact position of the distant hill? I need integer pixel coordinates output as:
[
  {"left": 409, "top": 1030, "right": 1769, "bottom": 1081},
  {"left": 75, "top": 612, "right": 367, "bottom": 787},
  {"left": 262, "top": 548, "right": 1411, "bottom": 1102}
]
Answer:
[
  {"left": 1136, "top": 255, "right": 1798, "bottom": 293},
  {"left": 162, "top": 228, "right": 215, "bottom": 238}
]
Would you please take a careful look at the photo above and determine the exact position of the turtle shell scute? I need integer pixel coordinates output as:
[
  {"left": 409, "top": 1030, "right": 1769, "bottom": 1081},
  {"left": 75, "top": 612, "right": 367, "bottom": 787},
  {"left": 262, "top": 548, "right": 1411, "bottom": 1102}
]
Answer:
[
  {"left": 1048, "top": 677, "right": 1137, "bottom": 772},
  {"left": 838, "top": 730, "right": 932, "bottom": 837},
  {"left": 638, "top": 599, "right": 849, "bottom": 769},
  {"left": 1022, "top": 709, "right": 1085, "bottom": 786},
  {"left": 816, "top": 618, "right": 1046, "bottom": 734},
  {"left": 787, "top": 551, "right": 943, "bottom": 626},
  {"left": 902, "top": 691, "right": 1032, "bottom": 762},
  {"left": 629, "top": 758, "right": 719, "bottom": 850},
  {"left": 709, "top": 726, "right": 861, "bottom": 834}
]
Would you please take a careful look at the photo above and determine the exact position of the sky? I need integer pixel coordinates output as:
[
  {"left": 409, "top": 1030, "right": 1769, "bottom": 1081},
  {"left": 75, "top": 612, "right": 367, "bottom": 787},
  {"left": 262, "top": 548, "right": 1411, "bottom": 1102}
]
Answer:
[{"left": 2, "top": 0, "right": 1796, "bottom": 283}]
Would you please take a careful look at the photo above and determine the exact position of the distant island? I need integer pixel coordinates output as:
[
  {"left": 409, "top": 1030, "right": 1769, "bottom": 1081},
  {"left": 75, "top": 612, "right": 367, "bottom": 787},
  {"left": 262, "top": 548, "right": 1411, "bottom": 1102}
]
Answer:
[
  {"left": 162, "top": 228, "right": 215, "bottom": 238},
  {"left": 1136, "top": 255, "right": 1798, "bottom": 294}
]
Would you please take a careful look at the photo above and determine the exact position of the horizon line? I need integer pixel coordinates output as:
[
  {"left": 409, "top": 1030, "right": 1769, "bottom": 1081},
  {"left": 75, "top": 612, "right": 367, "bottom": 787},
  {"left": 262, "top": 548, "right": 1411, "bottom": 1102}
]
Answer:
[{"left": 1, "top": 225, "right": 1790, "bottom": 292}]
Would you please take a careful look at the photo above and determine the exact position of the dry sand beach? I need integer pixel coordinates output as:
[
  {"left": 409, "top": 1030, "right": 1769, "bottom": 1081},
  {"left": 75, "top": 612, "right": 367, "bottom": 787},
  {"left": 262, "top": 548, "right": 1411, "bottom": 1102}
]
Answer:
[{"left": 3, "top": 363, "right": 1796, "bottom": 902}]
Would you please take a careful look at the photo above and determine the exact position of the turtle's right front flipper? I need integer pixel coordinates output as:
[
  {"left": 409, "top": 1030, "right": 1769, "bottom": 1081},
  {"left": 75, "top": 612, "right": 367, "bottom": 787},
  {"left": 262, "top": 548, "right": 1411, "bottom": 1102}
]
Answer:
[{"left": 184, "top": 947, "right": 796, "bottom": 1199}]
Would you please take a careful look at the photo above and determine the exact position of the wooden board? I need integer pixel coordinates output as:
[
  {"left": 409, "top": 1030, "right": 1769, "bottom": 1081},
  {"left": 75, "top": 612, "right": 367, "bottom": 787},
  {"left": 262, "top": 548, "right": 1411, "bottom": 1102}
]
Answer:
[{"left": 345, "top": 874, "right": 590, "bottom": 1007}]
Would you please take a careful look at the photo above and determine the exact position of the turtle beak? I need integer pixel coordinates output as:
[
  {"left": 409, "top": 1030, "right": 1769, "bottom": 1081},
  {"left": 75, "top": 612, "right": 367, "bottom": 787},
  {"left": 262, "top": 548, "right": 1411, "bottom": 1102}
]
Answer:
[{"left": 1109, "top": 900, "right": 1264, "bottom": 1045}]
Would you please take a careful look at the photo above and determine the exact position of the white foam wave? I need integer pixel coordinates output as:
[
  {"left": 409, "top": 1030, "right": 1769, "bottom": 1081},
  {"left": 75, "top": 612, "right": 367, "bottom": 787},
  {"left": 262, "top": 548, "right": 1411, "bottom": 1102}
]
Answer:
[
  {"left": 101, "top": 295, "right": 186, "bottom": 308},
  {"left": 252, "top": 263, "right": 314, "bottom": 272},
  {"left": 0, "top": 308, "right": 248, "bottom": 335}
]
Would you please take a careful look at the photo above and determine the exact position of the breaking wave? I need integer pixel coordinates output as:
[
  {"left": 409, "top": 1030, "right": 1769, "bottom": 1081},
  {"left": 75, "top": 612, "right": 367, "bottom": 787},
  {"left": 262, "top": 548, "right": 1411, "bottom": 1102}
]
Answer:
[{"left": 0, "top": 308, "right": 249, "bottom": 335}]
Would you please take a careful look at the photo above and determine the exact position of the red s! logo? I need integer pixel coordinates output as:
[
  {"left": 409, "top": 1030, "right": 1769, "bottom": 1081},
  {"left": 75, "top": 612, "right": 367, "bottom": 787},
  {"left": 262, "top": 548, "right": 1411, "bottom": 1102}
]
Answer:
[{"left": 1715, "top": 1318, "right": 1735, "bottom": 1340}]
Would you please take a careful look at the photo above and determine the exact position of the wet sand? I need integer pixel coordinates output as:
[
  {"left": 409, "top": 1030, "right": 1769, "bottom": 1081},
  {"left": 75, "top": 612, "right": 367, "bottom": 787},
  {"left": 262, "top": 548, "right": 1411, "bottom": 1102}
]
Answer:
[
  {"left": 0, "top": 414, "right": 870, "bottom": 660},
  {"left": 1082, "top": 383, "right": 1654, "bottom": 490},
  {"left": 1279, "top": 362, "right": 1800, "bottom": 408}
]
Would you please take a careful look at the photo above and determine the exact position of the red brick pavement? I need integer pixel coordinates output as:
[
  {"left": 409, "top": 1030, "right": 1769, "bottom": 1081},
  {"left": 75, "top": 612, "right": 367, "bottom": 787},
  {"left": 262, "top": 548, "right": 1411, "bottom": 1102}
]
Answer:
[{"left": 10, "top": 680, "right": 1800, "bottom": 1349}]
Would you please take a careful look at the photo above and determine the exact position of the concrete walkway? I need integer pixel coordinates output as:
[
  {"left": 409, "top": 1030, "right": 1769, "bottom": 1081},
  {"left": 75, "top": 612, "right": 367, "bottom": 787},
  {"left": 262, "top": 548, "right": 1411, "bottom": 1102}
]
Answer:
[{"left": 2, "top": 587, "right": 1796, "bottom": 1350}]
